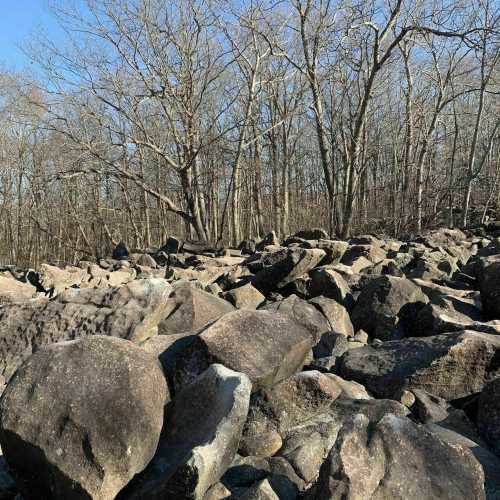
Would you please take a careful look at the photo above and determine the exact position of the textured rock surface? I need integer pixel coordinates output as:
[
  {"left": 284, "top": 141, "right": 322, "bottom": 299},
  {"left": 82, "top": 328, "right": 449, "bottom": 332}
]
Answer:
[
  {"left": 122, "top": 364, "right": 251, "bottom": 500},
  {"left": 0, "top": 278, "right": 172, "bottom": 380},
  {"left": 174, "top": 310, "right": 313, "bottom": 391},
  {"left": 158, "top": 281, "right": 234, "bottom": 335},
  {"left": 252, "top": 248, "right": 325, "bottom": 294},
  {"left": 313, "top": 414, "right": 485, "bottom": 500},
  {"left": 340, "top": 331, "right": 500, "bottom": 400},
  {"left": 0, "top": 336, "right": 168, "bottom": 500}
]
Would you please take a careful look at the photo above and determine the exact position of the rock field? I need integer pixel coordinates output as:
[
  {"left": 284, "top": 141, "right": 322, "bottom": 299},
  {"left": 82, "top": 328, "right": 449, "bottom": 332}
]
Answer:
[{"left": 1, "top": 225, "right": 500, "bottom": 499}]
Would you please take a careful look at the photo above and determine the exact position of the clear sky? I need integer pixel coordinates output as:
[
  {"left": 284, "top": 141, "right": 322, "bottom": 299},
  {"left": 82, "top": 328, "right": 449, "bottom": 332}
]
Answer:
[{"left": 0, "top": 0, "right": 61, "bottom": 70}]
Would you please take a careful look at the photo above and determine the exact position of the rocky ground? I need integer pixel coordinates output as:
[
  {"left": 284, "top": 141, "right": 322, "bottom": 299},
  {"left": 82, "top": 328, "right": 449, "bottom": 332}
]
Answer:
[{"left": 1, "top": 225, "right": 500, "bottom": 499}]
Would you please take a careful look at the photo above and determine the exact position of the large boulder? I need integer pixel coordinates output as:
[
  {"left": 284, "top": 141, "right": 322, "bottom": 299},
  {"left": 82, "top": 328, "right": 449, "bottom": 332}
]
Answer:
[
  {"left": 122, "top": 364, "right": 251, "bottom": 500},
  {"left": 301, "top": 240, "right": 348, "bottom": 266},
  {"left": 158, "top": 281, "right": 234, "bottom": 335},
  {"left": 309, "top": 297, "right": 354, "bottom": 337},
  {"left": 0, "top": 276, "right": 37, "bottom": 304},
  {"left": 252, "top": 248, "right": 325, "bottom": 294},
  {"left": 308, "top": 268, "right": 352, "bottom": 309},
  {"left": 0, "top": 278, "right": 172, "bottom": 381},
  {"left": 260, "top": 295, "right": 330, "bottom": 342},
  {"left": 0, "top": 336, "right": 168, "bottom": 500},
  {"left": 173, "top": 310, "right": 313, "bottom": 392},
  {"left": 477, "top": 377, "right": 500, "bottom": 457},
  {"left": 36, "top": 263, "right": 89, "bottom": 296},
  {"left": 225, "top": 283, "right": 265, "bottom": 310},
  {"left": 312, "top": 414, "right": 485, "bottom": 500},
  {"left": 351, "top": 275, "right": 428, "bottom": 341},
  {"left": 340, "top": 331, "right": 500, "bottom": 400},
  {"left": 480, "top": 260, "right": 500, "bottom": 319},
  {"left": 411, "top": 294, "right": 484, "bottom": 336}
]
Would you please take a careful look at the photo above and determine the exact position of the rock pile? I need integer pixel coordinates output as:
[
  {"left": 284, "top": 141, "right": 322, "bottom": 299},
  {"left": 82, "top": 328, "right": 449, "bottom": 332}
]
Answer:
[{"left": 0, "top": 225, "right": 499, "bottom": 499}]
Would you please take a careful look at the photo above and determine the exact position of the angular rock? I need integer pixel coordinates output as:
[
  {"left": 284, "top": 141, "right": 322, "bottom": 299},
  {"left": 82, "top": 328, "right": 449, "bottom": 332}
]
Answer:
[
  {"left": 0, "top": 276, "right": 37, "bottom": 304},
  {"left": 308, "top": 268, "right": 352, "bottom": 309},
  {"left": 340, "top": 331, "right": 500, "bottom": 400},
  {"left": 0, "top": 278, "right": 172, "bottom": 380},
  {"left": 309, "top": 297, "right": 353, "bottom": 337},
  {"left": 225, "top": 283, "right": 265, "bottom": 310},
  {"left": 351, "top": 275, "right": 428, "bottom": 341},
  {"left": 159, "top": 281, "right": 234, "bottom": 335},
  {"left": 480, "top": 260, "right": 500, "bottom": 319},
  {"left": 0, "top": 336, "right": 168, "bottom": 500},
  {"left": 253, "top": 248, "right": 325, "bottom": 295},
  {"left": 36, "top": 263, "right": 89, "bottom": 296},
  {"left": 426, "top": 424, "right": 500, "bottom": 500},
  {"left": 412, "top": 294, "right": 484, "bottom": 336},
  {"left": 313, "top": 413, "right": 485, "bottom": 500},
  {"left": 173, "top": 310, "right": 313, "bottom": 391},
  {"left": 301, "top": 240, "right": 348, "bottom": 266},
  {"left": 478, "top": 378, "right": 500, "bottom": 457},
  {"left": 122, "top": 364, "right": 251, "bottom": 500},
  {"left": 239, "top": 479, "right": 279, "bottom": 500},
  {"left": 260, "top": 295, "right": 329, "bottom": 342}
]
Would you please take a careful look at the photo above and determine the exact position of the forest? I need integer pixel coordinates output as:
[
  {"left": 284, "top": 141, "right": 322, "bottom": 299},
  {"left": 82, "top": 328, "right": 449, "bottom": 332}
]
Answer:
[{"left": 0, "top": 0, "right": 498, "bottom": 266}]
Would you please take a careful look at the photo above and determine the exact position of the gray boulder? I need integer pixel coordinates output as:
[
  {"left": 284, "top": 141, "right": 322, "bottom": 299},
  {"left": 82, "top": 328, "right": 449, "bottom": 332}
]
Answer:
[
  {"left": 159, "top": 281, "right": 234, "bottom": 335},
  {"left": 0, "top": 278, "right": 172, "bottom": 381},
  {"left": 225, "top": 283, "right": 265, "bottom": 310},
  {"left": 480, "top": 260, "right": 500, "bottom": 319},
  {"left": 351, "top": 275, "right": 428, "bottom": 341},
  {"left": 0, "top": 336, "right": 168, "bottom": 500},
  {"left": 173, "top": 310, "right": 313, "bottom": 392},
  {"left": 252, "top": 248, "right": 325, "bottom": 294},
  {"left": 122, "top": 364, "right": 251, "bottom": 500},
  {"left": 340, "top": 331, "right": 500, "bottom": 400},
  {"left": 260, "top": 295, "right": 330, "bottom": 342},
  {"left": 478, "top": 378, "right": 500, "bottom": 457},
  {"left": 312, "top": 413, "right": 485, "bottom": 500}
]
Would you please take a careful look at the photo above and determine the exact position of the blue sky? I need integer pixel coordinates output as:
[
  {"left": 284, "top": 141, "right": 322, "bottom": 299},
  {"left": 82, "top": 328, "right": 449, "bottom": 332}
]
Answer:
[{"left": 0, "top": 0, "right": 63, "bottom": 70}]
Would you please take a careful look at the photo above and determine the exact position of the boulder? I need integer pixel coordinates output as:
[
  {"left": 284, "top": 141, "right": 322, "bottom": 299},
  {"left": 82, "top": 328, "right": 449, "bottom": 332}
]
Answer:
[
  {"left": 173, "top": 310, "right": 313, "bottom": 392},
  {"left": 0, "top": 336, "right": 167, "bottom": 500},
  {"left": 122, "top": 364, "right": 251, "bottom": 500},
  {"left": 260, "top": 295, "right": 330, "bottom": 342},
  {"left": 411, "top": 294, "right": 484, "bottom": 336},
  {"left": 341, "top": 244, "right": 386, "bottom": 267},
  {"left": 159, "top": 281, "right": 234, "bottom": 335},
  {"left": 426, "top": 424, "right": 500, "bottom": 500},
  {"left": 239, "top": 479, "right": 279, "bottom": 500},
  {"left": 253, "top": 248, "right": 325, "bottom": 294},
  {"left": 225, "top": 283, "right": 265, "bottom": 310},
  {"left": 351, "top": 275, "right": 428, "bottom": 341},
  {"left": 0, "top": 276, "right": 37, "bottom": 304},
  {"left": 313, "top": 414, "right": 485, "bottom": 500},
  {"left": 480, "top": 260, "right": 500, "bottom": 319},
  {"left": 309, "top": 297, "right": 354, "bottom": 337},
  {"left": 36, "top": 263, "right": 89, "bottom": 296},
  {"left": 340, "top": 331, "right": 500, "bottom": 400},
  {"left": 301, "top": 240, "right": 348, "bottom": 266},
  {"left": 308, "top": 268, "right": 353, "bottom": 309},
  {"left": 0, "top": 278, "right": 172, "bottom": 381},
  {"left": 477, "top": 378, "right": 500, "bottom": 457}
]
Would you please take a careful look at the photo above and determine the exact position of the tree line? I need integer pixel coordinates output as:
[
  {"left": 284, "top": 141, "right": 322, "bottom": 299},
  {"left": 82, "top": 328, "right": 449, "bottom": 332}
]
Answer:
[{"left": 0, "top": 0, "right": 499, "bottom": 266}]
